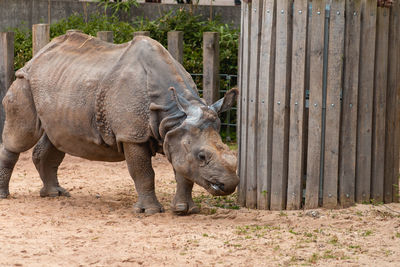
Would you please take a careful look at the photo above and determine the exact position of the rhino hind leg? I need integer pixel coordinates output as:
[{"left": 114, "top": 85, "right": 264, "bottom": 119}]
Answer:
[
  {"left": 123, "top": 142, "right": 164, "bottom": 214},
  {"left": 171, "top": 173, "right": 199, "bottom": 215},
  {"left": 0, "top": 147, "right": 19, "bottom": 198},
  {"left": 32, "top": 134, "right": 70, "bottom": 197},
  {"left": 0, "top": 78, "right": 43, "bottom": 198}
]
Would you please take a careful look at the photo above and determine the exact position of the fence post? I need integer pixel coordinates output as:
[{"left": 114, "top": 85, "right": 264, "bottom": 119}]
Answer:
[
  {"left": 0, "top": 32, "right": 14, "bottom": 141},
  {"left": 168, "top": 31, "right": 183, "bottom": 64},
  {"left": 32, "top": 24, "right": 50, "bottom": 57},
  {"left": 203, "top": 32, "right": 220, "bottom": 105},
  {"left": 97, "top": 31, "right": 114, "bottom": 43},
  {"left": 133, "top": 31, "right": 150, "bottom": 38}
]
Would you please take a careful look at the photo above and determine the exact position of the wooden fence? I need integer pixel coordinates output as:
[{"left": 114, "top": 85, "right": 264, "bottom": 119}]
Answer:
[{"left": 238, "top": 0, "right": 400, "bottom": 210}]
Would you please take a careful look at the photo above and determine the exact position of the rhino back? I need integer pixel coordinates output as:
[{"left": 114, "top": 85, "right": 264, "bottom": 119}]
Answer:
[{"left": 24, "top": 33, "right": 141, "bottom": 160}]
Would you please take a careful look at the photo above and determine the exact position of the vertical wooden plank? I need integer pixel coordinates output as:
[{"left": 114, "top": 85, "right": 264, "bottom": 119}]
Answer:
[
  {"left": 237, "top": 3, "right": 245, "bottom": 205},
  {"left": 339, "top": 0, "right": 361, "bottom": 207},
  {"left": 133, "top": 31, "right": 150, "bottom": 37},
  {"left": 323, "top": 0, "right": 345, "bottom": 208},
  {"left": 270, "top": 0, "right": 293, "bottom": 210},
  {"left": 286, "top": 0, "right": 309, "bottom": 210},
  {"left": 245, "top": 0, "right": 263, "bottom": 209},
  {"left": 257, "top": 0, "right": 276, "bottom": 210},
  {"left": 238, "top": 3, "right": 251, "bottom": 207},
  {"left": 168, "top": 31, "right": 183, "bottom": 64},
  {"left": 97, "top": 31, "right": 114, "bottom": 43},
  {"left": 356, "top": 0, "right": 377, "bottom": 203},
  {"left": 203, "top": 32, "right": 220, "bottom": 105},
  {"left": 305, "top": 0, "right": 325, "bottom": 209},
  {"left": 0, "top": 32, "right": 14, "bottom": 142},
  {"left": 371, "top": 7, "right": 389, "bottom": 203},
  {"left": 385, "top": 4, "right": 396, "bottom": 204},
  {"left": 392, "top": 1, "right": 400, "bottom": 203},
  {"left": 32, "top": 24, "right": 50, "bottom": 57}
]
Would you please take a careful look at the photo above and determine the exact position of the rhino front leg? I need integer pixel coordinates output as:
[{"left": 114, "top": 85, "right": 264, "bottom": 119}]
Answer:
[
  {"left": 171, "top": 172, "right": 200, "bottom": 215},
  {"left": 32, "top": 134, "right": 70, "bottom": 197},
  {"left": 123, "top": 142, "right": 164, "bottom": 214}
]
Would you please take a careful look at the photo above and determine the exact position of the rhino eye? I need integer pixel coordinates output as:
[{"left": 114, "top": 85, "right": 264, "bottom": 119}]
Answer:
[{"left": 198, "top": 151, "right": 206, "bottom": 162}]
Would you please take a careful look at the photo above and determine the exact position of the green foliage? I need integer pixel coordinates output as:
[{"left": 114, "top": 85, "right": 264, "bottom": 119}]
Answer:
[
  {"left": 130, "top": 9, "right": 239, "bottom": 75},
  {"left": 95, "top": 0, "right": 139, "bottom": 17},
  {"left": 13, "top": 27, "right": 32, "bottom": 71}
]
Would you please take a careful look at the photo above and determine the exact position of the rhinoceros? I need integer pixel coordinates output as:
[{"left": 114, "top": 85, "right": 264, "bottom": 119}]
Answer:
[{"left": 0, "top": 32, "right": 239, "bottom": 215}]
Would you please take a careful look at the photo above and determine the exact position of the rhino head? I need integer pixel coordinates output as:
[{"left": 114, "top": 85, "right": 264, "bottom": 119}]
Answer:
[{"left": 164, "top": 88, "right": 239, "bottom": 196}]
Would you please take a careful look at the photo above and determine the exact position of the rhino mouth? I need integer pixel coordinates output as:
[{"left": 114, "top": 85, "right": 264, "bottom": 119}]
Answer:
[{"left": 205, "top": 180, "right": 225, "bottom": 195}]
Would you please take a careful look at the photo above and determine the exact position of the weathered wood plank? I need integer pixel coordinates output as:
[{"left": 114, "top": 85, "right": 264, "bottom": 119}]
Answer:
[
  {"left": 286, "top": 0, "right": 308, "bottom": 210},
  {"left": 323, "top": 0, "right": 345, "bottom": 208},
  {"left": 33, "top": 24, "right": 50, "bottom": 57},
  {"left": 256, "top": 0, "right": 276, "bottom": 210},
  {"left": 245, "top": 0, "right": 263, "bottom": 209},
  {"left": 0, "top": 32, "right": 14, "bottom": 141},
  {"left": 356, "top": 0, "right": 377, "bottom": 203},
  {"left": 392, "top": 1, "right": 400, "bottom": 203},
  {"left": 203, "top": 32, "right": 220, "bottom": 105},
  {"left": 237, "top": 2, "right": 244, "bottom": 205},
  {"left": 385, "top": 5, "right": 396, "bottom": 204},
  {"left": 97, "top": 31, "right": 114, "bottom": 43},
  {"left": 339, "top": 0, "right": 361, "bottom": 207},
  {"left": 305, "top": 0, "right": 325, "bottom": 209},
  {"left": 270, "top": 0, "right": 293, "bottom": 210},
  {"left": 168, "top": 31, "right": 183, "bottom": 64},
  {"left": 238, "top": 3, "right": 251, "bottom": 206},
  {"left": 371, "top": 7, "right": 389, "bottom": 203}
]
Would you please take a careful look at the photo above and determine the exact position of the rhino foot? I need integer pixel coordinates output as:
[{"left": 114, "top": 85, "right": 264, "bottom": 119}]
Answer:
[
  {"left": 0, "top": 189, "right": 9, "bottom": 199},
  {"left": 133, "top": 195, "right": 164, "bottom": 214},
  {"left": 171, "top": 199, "right": 200, "bottom": 216},
  {"left": 40, "top": 186, "right": 71, "bottom": 197}
]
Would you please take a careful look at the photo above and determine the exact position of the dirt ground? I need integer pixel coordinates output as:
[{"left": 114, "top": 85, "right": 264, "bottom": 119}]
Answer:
[{"left": 0, "top": 151, "right": 399, "bottom": 267}]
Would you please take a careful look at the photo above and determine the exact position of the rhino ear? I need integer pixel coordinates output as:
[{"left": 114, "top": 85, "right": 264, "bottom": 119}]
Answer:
[
  {"left": 169, "top": 87, "right": 191, "bottom": 114},
  {"left": 210, "top": 88, "right": 238, "bottom": 114}
]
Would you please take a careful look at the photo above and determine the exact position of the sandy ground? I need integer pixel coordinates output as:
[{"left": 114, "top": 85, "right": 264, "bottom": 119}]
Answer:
[{"left": 0, "top": 151, "right": 400, "bottom": 267}]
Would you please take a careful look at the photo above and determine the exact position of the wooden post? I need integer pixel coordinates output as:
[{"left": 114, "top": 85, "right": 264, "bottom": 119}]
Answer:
[
  {"left": 238, "top": 3, "right": 251, "bottom": 206},
  {"left": 270, "top": 0, "right": 293, "bottom": 210},
  {"left": 245, "top": 0, "right": 263, "bottom": 209},
  {"left": 340, "top": 0, "right": 361, "bottom": 207},
  {"left": 323, "top": 0, "right": 345, "bottom": 209},
  {"left": 32, "top": 24, "right": 50, "bottom": 57},
  {"left": 287, "top": 0, "right": 308, "bottom": 210},
  {"left": 305, "top": 0, "right": 325, "bottom": 209},
  {"left": 97, "top": 31, "right": 114, "bottom": 43},
  {"left": 168, "top": 31, "right": 183, "bottom": 64},
  {"left": 390, "top": 1, "right": 400, "bottom": 203},
  {"left": 356, "top": 0, "right": 377, "bottom": 203},
  {"left": 133, "top": 31, "right": 150, "bottom": 38},
  {"left": 0, "top": 32, "right": 14, "bottom": 141},
  {"left": 371, "top": 7, "right": 389, "bottom": 202},
  {"left": 257, "top": 0, "right": 276, "bottom": 209},
  {"left": 203, "top": 32, "right": 220, "bottom": 105}
]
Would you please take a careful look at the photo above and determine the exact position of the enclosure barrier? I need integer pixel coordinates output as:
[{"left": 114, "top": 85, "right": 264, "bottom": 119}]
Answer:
[{"left": 238, "top": 0, "right": 400, "bottom": 210}]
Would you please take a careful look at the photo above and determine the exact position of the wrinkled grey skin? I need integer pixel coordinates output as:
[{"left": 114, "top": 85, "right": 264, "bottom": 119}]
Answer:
[{"left": 0, "top": 33, "right": 239, "bottom": 215}]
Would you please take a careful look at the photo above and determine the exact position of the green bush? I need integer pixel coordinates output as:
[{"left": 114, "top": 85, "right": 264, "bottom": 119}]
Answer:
[{"left": 13, "top": 9, "right": 238, "bottom": 75}]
